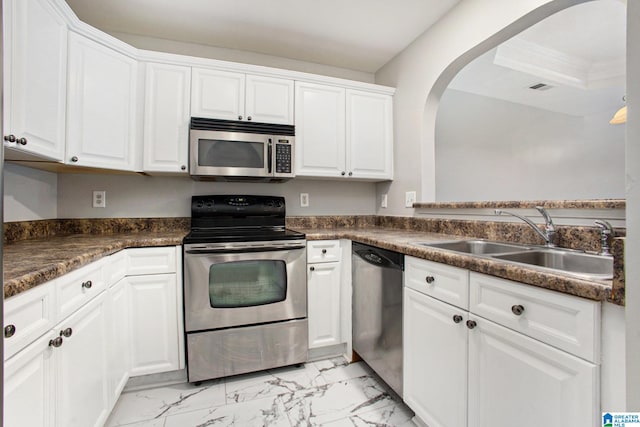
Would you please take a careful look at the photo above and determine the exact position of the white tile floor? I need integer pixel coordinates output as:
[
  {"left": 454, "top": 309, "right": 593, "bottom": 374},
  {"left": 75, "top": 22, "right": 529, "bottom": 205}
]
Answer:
[{"left": 105, "top": 357, "right": 415, "bottom": 427}]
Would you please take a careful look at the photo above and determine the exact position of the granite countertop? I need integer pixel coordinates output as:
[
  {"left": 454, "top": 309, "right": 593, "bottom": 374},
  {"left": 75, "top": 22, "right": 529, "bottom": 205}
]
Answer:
[
  {"left": 296, "top": 226, "right": 619, "bottom": 305},
  {"left": 3, "top": 223, "right": 621, "bottom": 306},
  {"left": 3, "top": 230, "right": 187, "bottom": 298}
]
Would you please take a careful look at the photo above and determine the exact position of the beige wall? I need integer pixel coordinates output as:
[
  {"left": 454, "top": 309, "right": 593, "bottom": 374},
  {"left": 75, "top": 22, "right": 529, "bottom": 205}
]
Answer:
[{"left": 374, "top": 0, "right": 587, "bottom": 215}]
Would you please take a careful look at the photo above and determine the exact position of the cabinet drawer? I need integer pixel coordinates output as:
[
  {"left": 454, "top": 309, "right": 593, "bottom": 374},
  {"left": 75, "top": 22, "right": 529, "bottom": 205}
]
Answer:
[
  {"left": 57, "top": 259, "right": 107, "bottom": 320},
  {"left": 4, "top": 281, "right": 57, "bottom": 361},
  {"left": 405, "top": 256, "right": 469, "bottom": 309},
  {"left": 126, "top": 247, "right": 177, "bottom": 275},
  {"left": 307, "top": 240, "right": 341, "bottom": 263},
  {"left": 469, "top": 272, "right": 600, "bottom": 362}
]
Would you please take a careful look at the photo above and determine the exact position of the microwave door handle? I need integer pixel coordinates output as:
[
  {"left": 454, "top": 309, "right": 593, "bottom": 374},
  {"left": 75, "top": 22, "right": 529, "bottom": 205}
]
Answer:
[{"left": 267, "top": 139, "right": 273, "bottom": 173}]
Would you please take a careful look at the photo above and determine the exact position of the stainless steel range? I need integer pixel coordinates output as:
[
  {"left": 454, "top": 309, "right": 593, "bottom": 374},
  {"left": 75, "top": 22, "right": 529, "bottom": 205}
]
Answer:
[{"left": 183, "top": 195, "right": 307, "bottom": 382}]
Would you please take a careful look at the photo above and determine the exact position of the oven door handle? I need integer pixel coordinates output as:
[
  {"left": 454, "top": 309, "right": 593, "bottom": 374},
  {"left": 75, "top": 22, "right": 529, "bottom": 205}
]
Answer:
[{"left": 185, "top": 245, "right": 306, "bottom": 254}]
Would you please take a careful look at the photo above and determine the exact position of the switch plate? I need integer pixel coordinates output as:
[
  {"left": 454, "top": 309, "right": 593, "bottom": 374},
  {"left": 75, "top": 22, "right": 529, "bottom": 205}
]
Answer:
[
  {"left": 381, "top": 193, "right": 388, "bottom": 208},
  {"left": 405, "top": 191, "right": 416, "bottom": 208},
  {"left": 300, "top": 193, "right": 309, "bottom": 207},
  {"left": 93, "top": 191, "right": 106, "bottom": 208}
]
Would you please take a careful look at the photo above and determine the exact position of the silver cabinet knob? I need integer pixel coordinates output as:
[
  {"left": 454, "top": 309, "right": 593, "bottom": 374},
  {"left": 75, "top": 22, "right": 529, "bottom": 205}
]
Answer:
[
  {"left": 17, "top": 137, "right": 27, "bottom": 145},
  {"left": 49, "top": 337, "right": 63, "bottom": 348},
  {"left": 425, "top": 276, "right": 435, "bottom": 284},
  {"left": 4, "top": 324, "right": 16, "bottom": 338},
  {"left": 238, "top": 115, "right": 243, "bottom": 120},
  {"left": 348, "top": 172, "right": 353, "bottom": 176},
  {"left": 71, "top": 156, "right": 78, "bottom": 162},
  {"left": 511, "top": 305, "right": 525, "bottom": 316},
  {"left": 60, "top": 328, "right": 73, "bottom": 338},
  {"left": 181, "top": 165, "right": 187, "bottom": 171},
  {"left": 466, "top": 320, "right": 477, "bottom": 329},
  {"left": 4, "top": 134, "right": 16, "bottom": 142},
  {"left": 81, "top": 280, "right": 92, "bottom": 289},
  {"left": 309, "top": 266, "right": 315, "bottom": 271},
  {"left": 321, "top": 249, "right": 327, "bottom": 254},
  {"left": 247, "top": 116, "right": 252, "bottom": 121},
  {"left": 341, "top": 171, "right": 346, "bottom": 176},
  {"left": 453, "top": 315, "right": 463, "bottom": 324}
]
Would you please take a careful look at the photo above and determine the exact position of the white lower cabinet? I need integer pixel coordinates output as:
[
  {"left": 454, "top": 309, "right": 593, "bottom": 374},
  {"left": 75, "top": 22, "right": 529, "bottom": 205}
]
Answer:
[
  {"left": 403, "top": 256, "right": 600, "bottom": 427},
  {"left": 127, "top": 273, "right": 182, "bottom": 376},
  {"left": 4, "top": 245, "right": 184, "bottom": 427},
  {"left": 56, "top": 292, "right": 110, "bottom": 427},
  {"left": 467, "top": 314, "right": 598, "bottom": 427},
  {"left": 4, "top": 330, "right": 56, "bottom": 427},
  {"left": 307, "top": 262, "right": 342, "bottom": 349},
  {"left": 403, "top": 288, "right": 468, "bottom": 427}
]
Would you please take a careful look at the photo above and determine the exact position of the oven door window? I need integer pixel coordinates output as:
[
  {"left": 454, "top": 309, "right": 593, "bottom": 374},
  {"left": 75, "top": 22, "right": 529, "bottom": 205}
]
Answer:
[
  {"left": 198, "top": 139, "right": 264, "bottom": 168},
  {"left": 209, "top": 260, "right": 287, "bottom": 308}
]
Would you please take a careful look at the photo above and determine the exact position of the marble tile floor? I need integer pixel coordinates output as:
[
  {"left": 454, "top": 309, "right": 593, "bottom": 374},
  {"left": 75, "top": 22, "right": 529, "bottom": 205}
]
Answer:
[{"left": 105, "top": 357, "right": 416, "bottom": 427}]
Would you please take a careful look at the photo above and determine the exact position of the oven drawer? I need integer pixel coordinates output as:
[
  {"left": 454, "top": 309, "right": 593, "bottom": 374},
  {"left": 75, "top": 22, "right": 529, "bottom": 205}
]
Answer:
[{"left": 186, "top": 318, "right": 308, "bottom": 382}]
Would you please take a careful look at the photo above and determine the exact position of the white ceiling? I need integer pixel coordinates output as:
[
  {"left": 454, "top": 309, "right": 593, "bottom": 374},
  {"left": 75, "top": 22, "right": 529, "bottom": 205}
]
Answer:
[
  {"left": 63, "top": 0, "right": 461, "bottom": 73},
  {"left": 448, "top": 0, "right": 626, "bottom": 116}
]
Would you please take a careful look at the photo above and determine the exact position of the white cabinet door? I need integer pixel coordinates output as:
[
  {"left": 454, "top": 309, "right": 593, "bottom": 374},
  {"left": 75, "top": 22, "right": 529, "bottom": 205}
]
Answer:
[
  {"left": 295, "top": 82, "right": 346, "bottom": 178},
  {"left": 56, "top": 292, "right": 110, "bottom": 427},
  {"left": 245, "top": 74, "right": 294, "bottom": 124},
  {"left": 346, "top": 90, "right": 393, "bottom": 180},
  {"left": 307, "top": 262, "right": 341, "bottom": 349},
  {"left": 127, "top": 273, "right": 182, "bottom": 376},
  {"left": 4, "top": 330, "right": 56, "bottom": 427},
  {"left": 66, "top": 32, "right": 138, "bottom": 171},
  {"left": 468, "top": 315, "right": 598, "bottom": 427},
  {"left": 107, "top": 278, "right": 130, "bottom": 406},
  {"left": 403, "top": 288, "right": 468, "bottom": 427},
  {"left": 3, "top": 0, "right": 67, "bottom": 161},
  {"left": 143, "top": 62, "right": 191, "bottom": 173},
  {"left": 191, "top": 68, "right": 245, "bottom": 121}
]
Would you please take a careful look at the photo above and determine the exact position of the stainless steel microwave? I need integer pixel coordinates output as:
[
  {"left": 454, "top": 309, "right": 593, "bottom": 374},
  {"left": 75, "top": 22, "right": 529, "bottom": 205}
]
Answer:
[{"left": 189, "top": 118, "right": 295, "bottom": 182}]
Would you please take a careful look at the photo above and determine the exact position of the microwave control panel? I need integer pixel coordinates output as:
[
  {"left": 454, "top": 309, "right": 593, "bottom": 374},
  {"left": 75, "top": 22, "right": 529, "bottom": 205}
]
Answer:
[{"left": 275, "top": 141, "right": 292, "bottom": 174}]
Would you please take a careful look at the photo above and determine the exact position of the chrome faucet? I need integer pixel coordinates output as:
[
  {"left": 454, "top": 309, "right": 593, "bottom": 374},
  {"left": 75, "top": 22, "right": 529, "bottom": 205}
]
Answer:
[
  {"left": 494, "top": 206, "right": 556, "bottom": 247},
  {"left": 594, "top": 220, "right": 614, "bottom": 256}
]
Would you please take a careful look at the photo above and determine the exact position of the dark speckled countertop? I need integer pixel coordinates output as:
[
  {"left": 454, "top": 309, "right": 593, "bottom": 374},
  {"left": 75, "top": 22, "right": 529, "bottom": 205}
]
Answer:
[
  {"left": 3, "top": 217, "right": 623, "bottom": 306},
  {"left": 3, "top": 231, "right": 187, "bottom": 298},
  {"left": 298, "top": 227, "right": 619, "bottom": 305}
]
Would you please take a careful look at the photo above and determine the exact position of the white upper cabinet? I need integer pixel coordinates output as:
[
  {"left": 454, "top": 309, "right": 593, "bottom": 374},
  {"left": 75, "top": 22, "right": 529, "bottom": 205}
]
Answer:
[
  {"left": 245, "top": 74, "right": 294, "bottom": 125},
  {"left": 143, "top": 62, "right": 191, "bottom": 173},
  {"left": 295, "top": 82, "right": 346, "bottom": 178},
  {"left": 295, "top": 82, "right": 393, "bottom": 181},
  {"left": 3, "top": 0, "right": 67, "bottom": 161},
  {"left": 66, "top": 32, "right": 139, "bottom": 171},
  {"left": 346, "top": 90, "right": 393, "bottom": 180},
  {"left": 191, "top": 68, "right": 294, "bottom": 124}
]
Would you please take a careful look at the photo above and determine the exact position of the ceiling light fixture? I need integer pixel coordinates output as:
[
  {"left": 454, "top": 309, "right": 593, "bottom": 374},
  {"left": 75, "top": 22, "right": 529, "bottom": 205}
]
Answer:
[{"left": 610, "top": 96, "right": 627, "bottom": 125}]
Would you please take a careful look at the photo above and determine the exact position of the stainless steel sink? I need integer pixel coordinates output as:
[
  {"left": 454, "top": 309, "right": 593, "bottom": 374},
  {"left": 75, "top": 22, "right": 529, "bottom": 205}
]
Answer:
[
  {"left": 491, "top": 249, "right": 613, "bottom": 280},
  {"left": 418, "top": 239, "right": 531, "bottom": 255},
  {"left": 418, "top": 239, "right": 613, "bottom": 280}
]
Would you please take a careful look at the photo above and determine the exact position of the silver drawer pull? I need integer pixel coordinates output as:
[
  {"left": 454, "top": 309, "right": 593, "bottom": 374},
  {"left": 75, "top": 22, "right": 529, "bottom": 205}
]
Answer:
[
  {"left": 82, "top": 280, "right": 93, "bottom": 289},
  {"left": 60, "top": 328, "right": 73, "bottom": 338},
  {"left": 511, "top": 304, "right": 525, "bottom": 316},
  {"left": 49, "top": 337, "right": 63, "bottom": 348},
  {"left": 466, "top": 320, "right": 477, "bottom": 329},
  {"left": 321, "top": 249, "right": 327, "bottom": 254},
  {"left": 452, "top": 315, "right": 463, "bottom": 324},
  {"left": 4, "top": 324, "right": 16, "bottom": 338},
  {"left": 425, "top": 276, "right": 435, "bottom": 284}
]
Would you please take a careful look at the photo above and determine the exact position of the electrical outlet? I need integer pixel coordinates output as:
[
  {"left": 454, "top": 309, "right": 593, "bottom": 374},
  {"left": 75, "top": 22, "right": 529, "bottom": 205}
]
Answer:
[
  {"left": 93, "top": 191, "right": 106, "bottom": 208},
  {"left": 381, "top": 194, "right": 388, "bottom": 208},
  {"left": 405, "top": 191, "right": 416, "bottom": 208},
  {"left": 300, "top": 193, "right": 309, "bottom": 207}
]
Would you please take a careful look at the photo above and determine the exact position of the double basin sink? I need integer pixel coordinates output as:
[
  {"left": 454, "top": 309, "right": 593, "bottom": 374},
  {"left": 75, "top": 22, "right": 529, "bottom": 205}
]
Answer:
[{"left": 418, "top": 239, "right": 613, "bottom": 281}]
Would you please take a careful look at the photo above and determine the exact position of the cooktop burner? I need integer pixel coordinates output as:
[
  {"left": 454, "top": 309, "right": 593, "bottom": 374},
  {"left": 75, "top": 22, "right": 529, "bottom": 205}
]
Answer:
[{"left": 183, "top": 195, "right": 305, "bottom": 244}]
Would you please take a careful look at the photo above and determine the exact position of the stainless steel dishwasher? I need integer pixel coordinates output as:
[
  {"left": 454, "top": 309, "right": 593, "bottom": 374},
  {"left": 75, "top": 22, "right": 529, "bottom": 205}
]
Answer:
[{"left": 352, "top": 242, "right": 404, "bottom": 397}]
